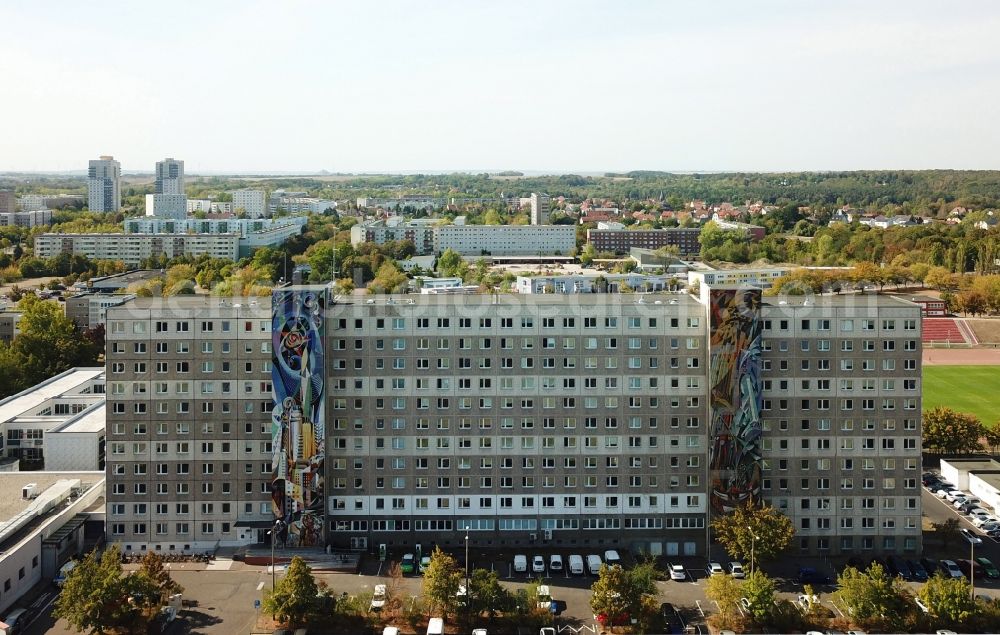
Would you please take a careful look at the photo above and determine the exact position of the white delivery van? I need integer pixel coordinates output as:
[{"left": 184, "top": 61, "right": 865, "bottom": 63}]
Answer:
[
  {"left": 513, "top": 554, "right": 527, "bottom": 573},
  {"left": 426, "top": 617, "right": 444, "bottom": 635},
  {"left": 586, "top": 554, "right": 603, "bottom": 575},
  {"left": 55, "top": 561, "right": 76, "bottom": 587},
  {"left": 604, "top": 550, "right": 621, "bottom": 566},
  {"left": 568, "top": 554, "right": 585, "bottom": 575}
]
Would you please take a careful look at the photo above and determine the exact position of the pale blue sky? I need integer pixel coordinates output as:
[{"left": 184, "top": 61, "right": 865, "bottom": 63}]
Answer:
[{"left": 1, "top": 1, "right": 999, "bottom": 173}]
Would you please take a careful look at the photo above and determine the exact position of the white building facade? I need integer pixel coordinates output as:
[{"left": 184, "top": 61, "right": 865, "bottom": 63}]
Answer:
[
  {"left": 232, "top": 189, "right": 268, "bottom": 218},
  {"left": 87, "top": 155, "right": 121, "bottom": 212}
]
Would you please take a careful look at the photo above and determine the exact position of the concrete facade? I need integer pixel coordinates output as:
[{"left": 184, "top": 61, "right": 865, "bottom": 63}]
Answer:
[
  {"left": 587, "top": 228, "right": 702, "bottom": 256},
  {"left": 232, "top": 189, "right": 268, "bottom": 218},
  {"left": 104, "top": 298, "right": 275, "bottom": 551},
  {"left": 87, "top": 156, "right": 120, "bottom": 212},
  {"left": 34, "top": 233, "right": 240, "bottom": 266}
]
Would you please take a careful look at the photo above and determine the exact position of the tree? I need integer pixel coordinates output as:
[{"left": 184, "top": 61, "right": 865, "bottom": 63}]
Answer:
[
  {"left": 835, "top": 564, "right": 908, "bottom": 629},
  {"left": 932, "top": 518, "right": 961, "bottom": 549},
  {"left": 437, "top": 248, "right": 465, "bottom": 277},
  {"left": 919, "top": 572, "right": 975, "bottom": 624},
  {"left": 135, "top": 551, "right": 182, "bottom": 606},
  {"left": 985, "top": 426, "right": 1000, "bottom": 455},
  {"left": 705, "top": 573, "right": 743, "bottom": 627},
  {"left": 589, "top": 564, "right": 632, "bottom": 627},
  {"left": 922, "top": 407, "right": 984, "bottom": 455},
  {"left": 11, "top": 294, "right": 100, "bottom": 387},
  {"left": 711, "top": 500, "right": 795, "bottom": 563},
  {"left": 742, "top": 570, "right": 776, "bottom": 623},
  {"left": 263, "top": 556, "right": 318, "bottom": 626},
  {"left": 53, "top": 545, "right": 150, "bottom": 634},
  {"left": 468, "top": 568, "right": 510, "bottom": 620},
  {"left": 368, "top": 262, "right": 408, "bottom": 294},
  {"left": 422, "top": 547, "right": 462, "bottom": 617}
]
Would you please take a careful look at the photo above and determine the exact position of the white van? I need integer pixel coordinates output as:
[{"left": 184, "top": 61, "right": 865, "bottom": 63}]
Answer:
[
  {"left": 513, "top": 554, "right": 527, "bottom": 573},
  {"left": 549, "top": 554, "right": 563, "bottom": 572},
  {"left": 426, "top": 617, "right": 444, "bottom": 635},
  {"left": 568, "top": 554, "right": 585, "bottom": 575},
  {"left": 586, "top": 554, "right": 603, "bottom": 575},
  {"left": 604, "top": 550, "right": 621, "bottom": 566},
  {"left": 55, "top": 560, "right": 76, "bottom": 587}
]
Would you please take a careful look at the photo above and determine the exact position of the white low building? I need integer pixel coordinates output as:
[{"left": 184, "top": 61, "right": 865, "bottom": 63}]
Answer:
[
  {"left": 0, "top": 368, "right": 106, "bottom": 471},
  {"left": 0, "top": 473, "right": 105, "bottom": 615},
  {"left": 687, "top": 265, "right": 790, "bottom": 289},
  {"left": 516, "top": 273, "right": 677, "bottom": 294},
  {"left": 34, "top": 233, "right": 240, "bottom": 266}
]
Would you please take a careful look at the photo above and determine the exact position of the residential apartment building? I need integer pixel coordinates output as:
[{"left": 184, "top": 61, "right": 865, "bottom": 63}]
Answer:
[
  {"left": 0, "top": 210, "right": 52, "bottom": 228},
  {"left": 434, "top": 225, "right": 576, "bottom": 256},
  {"left": 34, "top": 233, "right": 239, "bottom": 266},
  {"left": 19, "top": 195, "right": 84, "bottom": 211},
  {"left": 587, "top": 228, "right": 702, "bottom": 256},
  {"left": 269, "top": 191, "right": 336, "bottom": 215},
  {"left": 350, "top": 219, "right": 436, "bottom": 255},
  {"left": 232, "top": 189, "right": 268, "bottom": 218},
  {"left": 105, "top": 298, "right": 275, "bottom": 551},
  {"left": 145, "top": 194, "right": 187, "bottom": 219},
  {"left": 0, "top": 190, "right": 17, "bottom": 214},
  {"left": 687, "top": 266, "right": 789, "bottom": 290},
  {"left": 107, "top": 289, "right": 922, "bottom": 557},
  {"left": 87, "top": 156, "right": 121, "bottom": 212},
  {"left": 154, "top": 158, "right": 185, "bottom": 195},
  {"left": 65, "top": 293, "right": 136, "bottom": 329},
  {"left": 757, "top": 295, "right": 923, "bottom": 554},
  {"left": 530, "top": 193, "right": 551, "bottom": 225}
]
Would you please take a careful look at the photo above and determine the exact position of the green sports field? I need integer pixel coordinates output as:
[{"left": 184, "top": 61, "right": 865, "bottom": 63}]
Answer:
[{"left": 923, "top": 365, "right": 1000, "bottom": 425}]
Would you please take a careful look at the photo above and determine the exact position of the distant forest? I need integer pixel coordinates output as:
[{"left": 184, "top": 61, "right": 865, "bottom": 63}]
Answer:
[{"left": 5, "top": 170, "right": 1000, "bottom": 214}]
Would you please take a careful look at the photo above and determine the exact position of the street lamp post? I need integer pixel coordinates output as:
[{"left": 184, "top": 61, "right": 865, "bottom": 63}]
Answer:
[
  {"left": 750, "top": 532, "right": 757, "bottom": 575},
  {"left": 971, "top": 540, "right": 976, "bottom": 601},
  {"left": 268, "top": 519, "right": 285, "bottom": 592}
]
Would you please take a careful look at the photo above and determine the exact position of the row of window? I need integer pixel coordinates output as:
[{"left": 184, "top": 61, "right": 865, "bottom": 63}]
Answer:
[
  {"left": 765, "top": 457, "right": 918, "bottom": 471},
  {"left": 763, "top": 398, "right": 919, "bottom": 411},
  {"left": 763, "top": 477, "right": 916, "bottom": 491},
  {"left": 110, "top": 319, "right": 268, "bottom": 334},
  {"left": 329, "top": 516, "right": 706, "bottom": 532},
  {"left": 764, "top": 357, "right": 918, "bottom": 371},
  {"left": 109, "top": 341, "right": 268, "bottom": 354},
  {"left": 765, "top": 378, "right": 918, "bottom": 391},
  {"left": 763, "top": 418, "right": 918, "bottom": 432},
  {"left": 333, "top": 396, "right": 702, "bottom": 411},
  {"left": 330, "top": 474, "right": 702, "bottom": 490},
  {"left": 111, "top": 461, "right": 271, "bottom": 475},
  {"left": 110, "top": 441, "right": 271, "bottom": 455},
  {"left": 110, "top": 359, "right": 271, "bottom": 374},
  {"left": 111, "top": 481, "right": 270, "bottom": 495},
  {"left": 110, "top": 399, "right": 271, "bottom": 415},
  {"left": 351, "top": 415, "right": 700, "bottom": 430},
  {"left": 111, "top": 421, "right": 267, "bottom": 435},
  {"left": 763, "top": 318, "right": 917, "bottom": 331},
  {"left": 332, "top": 435, "right": 702, "bottom": 452},
  {"left": 110, "top": 522, "right": 233, "bottom": 536},
  {"left": 334, "top": 316, "right": 696, "bottom": 331},
  {"left": 330, "top": 454, "right": 695, "bottom": 470}
]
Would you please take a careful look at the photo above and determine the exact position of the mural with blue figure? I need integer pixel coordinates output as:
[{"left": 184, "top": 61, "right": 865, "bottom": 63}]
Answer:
[
  {"left": 271, "top": 287, "right": 327, "bottom": 547},
  {"left": 708, "top": 288, "right": 763, "bottom": 513}
]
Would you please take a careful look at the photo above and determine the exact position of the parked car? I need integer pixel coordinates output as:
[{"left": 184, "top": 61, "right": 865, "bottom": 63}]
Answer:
[
  {"left": 952, "top": 496, "right": 970, "bottom": 509},
  {"left": 960, "top": 528, "right": 984, "bottom": 545},
  {"left": 975, "top": 557, "right": 1000, "bottom": 579},
  {"left": 514, "top": 554, "right": 527, "bottom": 573},
  {"left": 1, "top": 608, "right": 29, "bottom": 635},
  {"left": 923, "top": 473, "right": 940, "bottom": 486},
  {"left": 907, "top": 560, "right": 929, "bottom": 582},
  {"left": 935, "top": 488, "right": 951, "bottom": 498},
  {"left": 729, "top": 562, "right": 745, "bottom": 578},
  {"left": 957, "top": 559, "right": 985, "bottom": 579},
  {"left": 885, "top": 556, "right": 907, "bottom": 579},
  {"left": 400, "top": 554, "right": 416, "bottom": 574},
  {"left": 568, "top": 555, "right": 584, "bottom": 575},
  {"left": 532, "top": 555, "right": 546, "bottom": 573},
  {"left": 706, "top": 562, "right": 724, "bottom": 576},
  {"left": 604, "top": 550, "right": 621, "bottom": 567},
  {"left": 943, "top": 490, "right": 966, "bottom": 502},
  {"left": 669, "top": 563, "right": 687, "bottom": 581},
  {"left": 941, "top": 559, "right": 964, "bottom": 578},
  {"left": 370, "top": 584, "right": 387, "bottom": 611},
  {"left": 660, "top": 602, "right": 684, "bottom": 634},
  {"left": 549, "top": 554, "right": 563, "bottom": 573},
  {"left": 586, "top": 554, "right": 603, "bottom": 575},
  {"left": 921, "top": 557, "right": 939, "bottom": 575},
  {"left": 798, "top": 567, "right": 830, "bottom": 584},
  {"left": 973, "top": 515, "right": 998, "bottom": 528},
  {"left": 968, "top": 506, "right": 991, "bottom": 519},
  {"left": 796, "top": 594, "right": 819, "bottom": 612}
]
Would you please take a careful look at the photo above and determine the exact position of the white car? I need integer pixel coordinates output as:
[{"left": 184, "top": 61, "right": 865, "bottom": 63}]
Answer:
[
  {"left": 532, "top": 555, "right": 546, "bottom": 573},
  {"left": 941, "top": 559, "right": 964, "bottom": 578},
  {"left": 549, "top": 554, "right": 563, "bottom": 572},
  {"left": 797, "top": 594, "right": 818, "bottom": 612},
  {"left": 935, "top": 488, "right": 951, "bottom": 499},
  {"left": 944, "top": 490, "right": 967, "bottom": 502},
  {"left": 669, "top": 564, "right": 687, "bottom": 581},
  {"left": 729, "top": 562, "right": 745, "bottom": 578},
  {"left": 969, "top": 507, "right": 991, "bottom": 519},
  {"left": 370, "top": 584, "right": 387, "bottom": 611},
  {"left": 604, "top": 550, "right": 621, "bottom": 566},
  {"left": 973, "top": 515, "right": 997, "bottom": 528},
  {"left": 707, "top": 562, "right": 724, "bottom": 576},
  {"left": 980, "top": 520, "right": 1000, "bottom": 532}
]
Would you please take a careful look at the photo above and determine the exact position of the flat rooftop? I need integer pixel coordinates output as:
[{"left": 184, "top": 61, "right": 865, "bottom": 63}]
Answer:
[
  {"left": 49, "top": 402, "right": 106, "bottom": 434},
  {"left": 111, "top": 296, "right": 274, "bottom": 311},
  {"left": 0, "top": 472, "right": 103, "bottom": 523},
  {"left": 335, "top": 293, "right": 703, "bottom": 309},
  {"left": 943, "top": 458, "right": 1000, "bottom": 471},
  {"left": 0, "top": 368, "right": 103, "bottom": 425}
]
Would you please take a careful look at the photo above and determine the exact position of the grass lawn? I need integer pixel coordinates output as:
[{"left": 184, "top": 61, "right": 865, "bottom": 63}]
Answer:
[{"left": 924, "top": 365, "right": 1000, "bottom": 425}]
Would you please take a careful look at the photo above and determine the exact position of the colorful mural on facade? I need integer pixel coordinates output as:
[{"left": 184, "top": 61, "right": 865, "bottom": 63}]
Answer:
[
  {"left": 707, "top": 288, "right": 763, "bottom": 513},
  {"left": 271, "top": 287, "right": 327, "bottom": 546}
]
